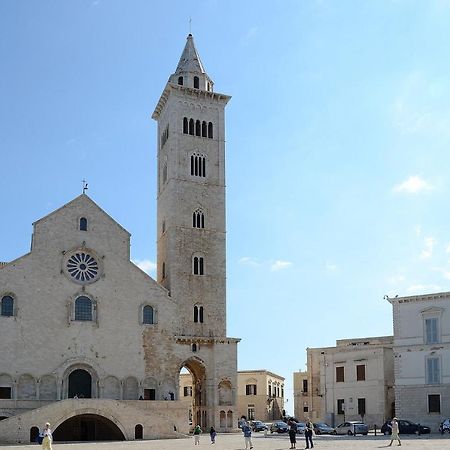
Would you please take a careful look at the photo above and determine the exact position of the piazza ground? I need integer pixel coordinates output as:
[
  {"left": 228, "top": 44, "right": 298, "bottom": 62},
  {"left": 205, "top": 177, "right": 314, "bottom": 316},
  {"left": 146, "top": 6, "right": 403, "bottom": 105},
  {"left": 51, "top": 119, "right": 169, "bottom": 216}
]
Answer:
[{"left": 1, "top": 433, "right": 450, "bottom": 449}]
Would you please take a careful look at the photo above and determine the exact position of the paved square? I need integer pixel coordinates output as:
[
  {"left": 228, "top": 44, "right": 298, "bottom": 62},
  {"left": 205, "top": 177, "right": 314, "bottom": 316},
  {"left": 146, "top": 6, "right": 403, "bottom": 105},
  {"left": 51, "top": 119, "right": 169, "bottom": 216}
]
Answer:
[{"left": 1, "top": 433, "right": 449, "bottom": 450}]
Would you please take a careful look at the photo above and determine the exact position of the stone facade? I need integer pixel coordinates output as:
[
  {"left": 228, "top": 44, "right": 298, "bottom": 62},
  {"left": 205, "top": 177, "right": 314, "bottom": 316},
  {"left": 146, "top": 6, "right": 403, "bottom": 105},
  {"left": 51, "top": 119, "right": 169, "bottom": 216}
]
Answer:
[
  {"left": 297, "top": 336, "right": 394, "bottom": 427},
  {"left": 388, "top": 292, "right": 450, "bottom": 430},
  {"left": 236, "top": 370, "right": 285, "bottom": 422},
  {"left": 0, "top": 34, "right": 239, "bottom": 444}
]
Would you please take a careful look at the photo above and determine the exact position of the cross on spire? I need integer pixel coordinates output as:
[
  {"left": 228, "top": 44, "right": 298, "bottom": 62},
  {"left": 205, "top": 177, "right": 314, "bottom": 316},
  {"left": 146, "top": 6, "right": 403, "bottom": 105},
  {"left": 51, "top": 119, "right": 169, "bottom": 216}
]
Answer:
[{"left": 82, "top": 179, "right": 88, "bottom": 194}]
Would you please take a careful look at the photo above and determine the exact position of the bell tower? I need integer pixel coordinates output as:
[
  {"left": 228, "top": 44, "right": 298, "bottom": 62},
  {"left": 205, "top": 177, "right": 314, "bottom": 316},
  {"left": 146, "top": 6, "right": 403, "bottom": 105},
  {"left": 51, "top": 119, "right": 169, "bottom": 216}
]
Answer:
[{"left": 152, "top": 34, "right": 230, "bottom": 337}]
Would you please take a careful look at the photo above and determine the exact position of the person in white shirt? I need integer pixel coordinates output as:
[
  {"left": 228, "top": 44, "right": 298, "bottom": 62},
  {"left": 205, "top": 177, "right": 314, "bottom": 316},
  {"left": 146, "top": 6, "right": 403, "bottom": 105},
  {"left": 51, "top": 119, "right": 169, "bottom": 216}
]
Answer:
[{"left": 41, "top": 422, "right": 53, "bottom": 450}]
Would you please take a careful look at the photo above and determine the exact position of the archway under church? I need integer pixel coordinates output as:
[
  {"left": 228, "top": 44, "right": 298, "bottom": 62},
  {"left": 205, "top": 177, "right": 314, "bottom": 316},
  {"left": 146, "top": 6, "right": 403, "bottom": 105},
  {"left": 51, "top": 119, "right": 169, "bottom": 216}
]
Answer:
[
  {"left": 53, "top": 414, "right": 125, "bottom": 441},
  {"left": 179, "top": 357, "right": 207, "bottom": 429}
]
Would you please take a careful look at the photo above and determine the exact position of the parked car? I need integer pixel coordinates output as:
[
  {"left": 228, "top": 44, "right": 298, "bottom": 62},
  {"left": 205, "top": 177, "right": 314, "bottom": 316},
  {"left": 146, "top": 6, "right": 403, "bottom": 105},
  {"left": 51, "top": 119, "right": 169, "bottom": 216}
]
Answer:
[
  {"left": 381, "top": 420, "right": 430, "bottom": 435},
  {"left": 270, "top": 421, "right": 289, "bottom": 433},
  {"left": 250, "top": 420, "right": 267, "bottom": 432},
  {"left": 313, "top": 422, "right": 336, "bottom": 435},
  {"left": 335, "top": 421, "right": 368, "bottom": 436},
  {"left": 295, "top": 422, "right": 306, "bottom": 434},
  {"left": 440, "top": 419, "right": 450, "bottom": 434}
]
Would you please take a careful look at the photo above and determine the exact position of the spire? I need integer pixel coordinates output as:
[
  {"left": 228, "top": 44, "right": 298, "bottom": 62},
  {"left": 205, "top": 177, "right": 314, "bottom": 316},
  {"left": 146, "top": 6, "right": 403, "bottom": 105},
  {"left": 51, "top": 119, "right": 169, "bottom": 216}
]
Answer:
[
  {"left": 175, "top": 34, "right": 206, "bottom": 75},
  {"left": 169, "top": 34, "right": 214, "bottom": 92}
]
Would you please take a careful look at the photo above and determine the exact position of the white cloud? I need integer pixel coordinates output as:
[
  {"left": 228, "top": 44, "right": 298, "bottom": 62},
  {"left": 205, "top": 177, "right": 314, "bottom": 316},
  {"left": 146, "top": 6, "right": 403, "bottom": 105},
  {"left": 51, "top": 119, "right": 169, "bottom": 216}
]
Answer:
[
  {"left": 393, "top": 176, "right": 433, "bottom": 194},
  {"left": 414, "top": 225, "right": 422, "bottom": 237},
  {"left": 432, "top": 266, "right": 450, "bottom": 280},
  {"left": 238, "top": 256, "right": 261, "bottom": 267},
  {"left": 325, "top": 262, "right": 338, "bottom": 272},
  {"left": 270, "top": 260, "right": 292, "bottom": 272},
  {"left": 407, "top": 284, "right": 441, "bottom": 294},
  {"left": 420, "top": 237, "right": 436, "bottom": 259},
  {"left": 445, "top": 244, "right": 450, "bottom": 253},
  {"left": 133, "top": 259, "right": 157, "bottom": 274}
]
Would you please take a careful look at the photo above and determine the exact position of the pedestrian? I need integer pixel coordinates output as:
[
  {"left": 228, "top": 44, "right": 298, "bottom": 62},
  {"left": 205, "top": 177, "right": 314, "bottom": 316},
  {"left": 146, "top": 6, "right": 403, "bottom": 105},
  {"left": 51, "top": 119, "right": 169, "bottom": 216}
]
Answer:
[
  {"left": 209, "top": 426, "right": 216, "bottom": 444},
  {"left": 41, "top": 422, "right": 53, "bottom": 450},
  {"left": 388, "top": 417, "right": 401, "bottom": 446},
  {"left": 241, "top": 420, "right": 253, "bottom": 449},
  {"left": 305, "top": 419, "right": 314, "bottom": 449},
  {"left": 193, "top": 424, "right": 202, "bottom": 445},
  {"left": 288, "top": 419, "right": 297, "bottom": 449}
]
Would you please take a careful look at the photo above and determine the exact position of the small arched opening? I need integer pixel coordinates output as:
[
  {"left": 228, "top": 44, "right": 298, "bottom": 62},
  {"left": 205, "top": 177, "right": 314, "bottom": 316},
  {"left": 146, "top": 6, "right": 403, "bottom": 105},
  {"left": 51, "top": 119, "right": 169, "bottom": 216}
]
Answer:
[
  {"left": 30, "top": 426, "right": 39, "bottom": 443},
  {"left": 53, "top": 414, "right": 125, "bottom": 441},
  {"left": 135, "top": 424, "right": 143, "bottom": 439}
]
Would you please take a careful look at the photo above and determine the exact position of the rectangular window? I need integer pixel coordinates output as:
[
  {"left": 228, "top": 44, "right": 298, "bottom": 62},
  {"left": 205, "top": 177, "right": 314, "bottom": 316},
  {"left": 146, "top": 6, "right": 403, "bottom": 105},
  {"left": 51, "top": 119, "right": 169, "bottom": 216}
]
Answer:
[
  {"left": 247, "top": 406, "right": 255, "bottom": 420},
  {"left": 246, "top": 384, "right": 257, "bottom": 395},
  {"left": 302, "top": 379, "right": 308, "bottom": 393},
  {"left": 426, "top": 357, "right": 440, "bottom": 384},
  {"left": 336, "top": 366, "right": 344, "bottom": 382},
  {"left": 357, "top": 398, "right": 366, "bottom": 416},
  {"left": 337, "top": 399, "right": 345, "bottom": 415},
  {"left": 183, "top": 386, "right": 193, "bottom": 397},
  {"left": 303, "top": 405, "right": 309, "bottom": 412},
  {"left": 144, "top": 388, "right": 156, "bottom": 400},
  {"left": 0, "top": 387, "right": 11, "bottom": 399},
  {"left": 428, "top": 394, "right": 440, "bottom": 413},
  {"left": 425, "top": 318, "right": 439, "bottom": 344},
  {"left": 356, "top": 364, "right": 366, "bottom": 381}
]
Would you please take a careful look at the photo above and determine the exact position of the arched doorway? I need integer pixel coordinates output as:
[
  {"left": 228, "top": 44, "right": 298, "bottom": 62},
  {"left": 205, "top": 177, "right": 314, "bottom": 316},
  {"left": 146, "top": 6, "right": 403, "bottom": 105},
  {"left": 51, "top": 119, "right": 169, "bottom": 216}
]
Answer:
[
  {"left": 179, "top": 357, "right": 207, "bottom": 429},
  {"left": 68, "top": 369, "right": 92, "bottom": 398},
  {"left": 29, "top": 426, "right": 39, "bottom": 443},
  {"left": 134, "top": 424, "right": 143, "bottom": 439},
  {"left": 53, "top": 414, "right": 125, "bottom": 441}
]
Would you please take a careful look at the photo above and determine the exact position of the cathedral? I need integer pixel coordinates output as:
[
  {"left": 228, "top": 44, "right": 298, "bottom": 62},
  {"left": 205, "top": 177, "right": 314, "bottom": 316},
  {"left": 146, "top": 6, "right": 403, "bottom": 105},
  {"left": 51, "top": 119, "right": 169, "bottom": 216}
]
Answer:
[{"left": 0, "top": 34, "right": 239, "bottom": 444}]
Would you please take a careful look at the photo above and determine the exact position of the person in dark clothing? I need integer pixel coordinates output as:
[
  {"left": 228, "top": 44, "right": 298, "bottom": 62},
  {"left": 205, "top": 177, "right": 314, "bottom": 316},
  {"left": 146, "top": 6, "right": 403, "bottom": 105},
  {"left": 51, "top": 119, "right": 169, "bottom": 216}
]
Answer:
[
  {"left": 288, "top": 419, "right": 297, "bottom": 449},
  {"left": 305, "top": 419, "right": 314, "bottom": 449}
]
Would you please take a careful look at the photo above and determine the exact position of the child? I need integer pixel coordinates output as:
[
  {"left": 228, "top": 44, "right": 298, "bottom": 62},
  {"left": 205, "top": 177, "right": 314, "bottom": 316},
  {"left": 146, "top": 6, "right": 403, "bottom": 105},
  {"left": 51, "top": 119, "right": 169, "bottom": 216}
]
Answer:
[{"left": 209, "top": 426, "right": 216, "bottom": 444}]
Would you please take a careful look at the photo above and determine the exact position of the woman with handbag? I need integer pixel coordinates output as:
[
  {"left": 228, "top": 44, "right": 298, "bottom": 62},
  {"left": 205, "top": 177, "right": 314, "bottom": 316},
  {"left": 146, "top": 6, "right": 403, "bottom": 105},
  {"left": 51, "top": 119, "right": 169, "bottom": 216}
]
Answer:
[{"left": 41, "top": 422, "right": 53, "bottom": 450}]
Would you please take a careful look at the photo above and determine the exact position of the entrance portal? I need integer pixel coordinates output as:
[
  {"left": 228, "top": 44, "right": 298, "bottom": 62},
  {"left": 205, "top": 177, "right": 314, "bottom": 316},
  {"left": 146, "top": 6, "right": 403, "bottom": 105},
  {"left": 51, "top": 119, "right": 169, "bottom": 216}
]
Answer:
[
  {"left": 68, "top": 369, "right": 92, "bottom": 398},
  {"left": 53, "top": 414, "right": 125, "bottom": 441}
]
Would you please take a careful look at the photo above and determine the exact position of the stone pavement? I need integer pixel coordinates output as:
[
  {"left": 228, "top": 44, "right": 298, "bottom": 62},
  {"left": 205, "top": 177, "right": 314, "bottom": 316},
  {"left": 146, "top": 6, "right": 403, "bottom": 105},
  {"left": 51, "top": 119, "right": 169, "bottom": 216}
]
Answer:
[{"left": 1, "top": 433, "right": 449, "bottom": 450}]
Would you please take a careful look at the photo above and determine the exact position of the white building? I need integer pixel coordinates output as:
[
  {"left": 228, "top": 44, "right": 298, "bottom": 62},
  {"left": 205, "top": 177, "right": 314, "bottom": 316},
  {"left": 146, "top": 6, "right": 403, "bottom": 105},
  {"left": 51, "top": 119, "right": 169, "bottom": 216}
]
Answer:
[
  {"left": 388, "top": 292, "right": 450, "bottom": 430},
  {"left": 0, "top": 34, "right": 240, "bottom": 444},
  {"left": 296, "top": 336, "right": 394, "bottom": 427}
]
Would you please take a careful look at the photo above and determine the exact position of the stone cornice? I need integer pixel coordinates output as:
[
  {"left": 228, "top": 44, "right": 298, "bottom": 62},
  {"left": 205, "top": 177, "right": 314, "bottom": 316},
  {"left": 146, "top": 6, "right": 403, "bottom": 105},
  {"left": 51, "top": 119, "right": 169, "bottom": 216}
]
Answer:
[
  {"left": 152, "top": 83, "right": 231, "bottom": 120},
  {"left": 174, "top": 335, "right": 240, "bottom": 344},
  {"left": 387, "top": 291, "right": 450, "bottom": 305}
]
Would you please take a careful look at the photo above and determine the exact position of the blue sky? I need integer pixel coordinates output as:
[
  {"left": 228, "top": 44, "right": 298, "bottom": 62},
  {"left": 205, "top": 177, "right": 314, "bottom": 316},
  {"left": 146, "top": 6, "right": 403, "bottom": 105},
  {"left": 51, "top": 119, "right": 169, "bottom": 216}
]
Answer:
[{"left": 2, "top": 0, "right": 450, "bottom": 413}]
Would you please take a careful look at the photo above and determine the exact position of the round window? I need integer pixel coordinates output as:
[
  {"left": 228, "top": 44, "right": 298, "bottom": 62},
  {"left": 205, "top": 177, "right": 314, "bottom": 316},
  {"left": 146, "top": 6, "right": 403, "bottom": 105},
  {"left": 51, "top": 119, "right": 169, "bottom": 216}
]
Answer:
[{"left": 64, "top": 250, "right": 101, "bottom": 284}]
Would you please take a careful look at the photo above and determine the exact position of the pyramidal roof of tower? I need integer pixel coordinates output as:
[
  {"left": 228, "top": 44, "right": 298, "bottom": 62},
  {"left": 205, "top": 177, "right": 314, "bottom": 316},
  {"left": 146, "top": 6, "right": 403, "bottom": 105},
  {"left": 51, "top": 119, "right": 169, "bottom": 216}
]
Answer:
[{"left": 174, "top": 34, "right": 207, "bottom": 76}]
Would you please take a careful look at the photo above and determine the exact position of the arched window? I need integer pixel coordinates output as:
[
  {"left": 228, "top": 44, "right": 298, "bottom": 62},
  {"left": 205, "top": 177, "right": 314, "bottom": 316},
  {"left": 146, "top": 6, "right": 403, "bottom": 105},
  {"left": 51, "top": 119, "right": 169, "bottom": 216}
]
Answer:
[
  {"left": 195, "top": 120, "right": 201, "bottom": 136},
  {"left": 183, "top": 117, "right": 188, "bottom": 134},
  {"left": 189, "top": 118, "right": 194, "bottom": 135},
  {"left": 190, "top": 153, "right": 206, "bottom": 177},
  {"left": 75, "top": 296, "right": 92, "bottom": 321},
  {"left": 162, "top": 163, "right": 168, "bottom": 184},
  {"left": 193, "top": 256, "right": 204, "bottom": 275},
  {"left": 143, "top": 305, "right": 154, "bottom": 325},
  {"left": 194, "top": 76, "right": 199, "bottom": 89},
  {"left": 194, "top": 305, "right": 204, "bottom": 323},
  {"left": 178, "top": 76, "right": 183, "bottom": 86},
  {"left": 192, "top": 343, "right": 198, "bottom": 352},
  {"left": 1, "top": 295, "right": 14, "bottom": 317},
  {"left": 192, "top": 209, "right": 205, "bottom": 228},
  {"left": 208, "top": 122, "right": 213, "bottom": 139},
  {"left": 79, "top": 217, "right": 88, "bottom": 231},
  {"left": 202, "top": 121, "right": 207, "bottom": 137}
]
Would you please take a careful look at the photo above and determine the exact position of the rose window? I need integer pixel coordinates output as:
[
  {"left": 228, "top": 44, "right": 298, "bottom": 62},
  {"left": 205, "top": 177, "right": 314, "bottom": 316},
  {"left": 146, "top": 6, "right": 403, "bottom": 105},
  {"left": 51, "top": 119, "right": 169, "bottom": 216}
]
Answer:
[{"left": 66, "top": 252, "right": 99, "bottom": 283}]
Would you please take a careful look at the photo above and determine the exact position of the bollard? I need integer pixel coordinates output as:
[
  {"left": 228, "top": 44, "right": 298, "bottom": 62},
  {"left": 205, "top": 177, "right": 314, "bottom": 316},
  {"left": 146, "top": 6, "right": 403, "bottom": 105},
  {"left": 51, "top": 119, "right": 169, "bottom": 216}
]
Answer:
[{"left": 374, "top": 424, "right": 377, "bottom": 436}]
